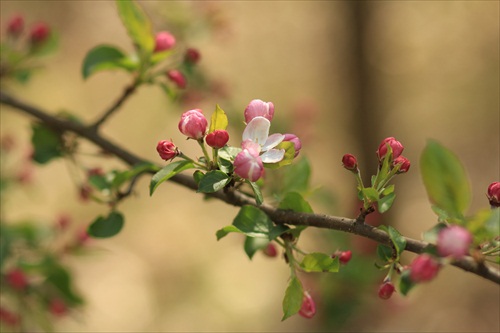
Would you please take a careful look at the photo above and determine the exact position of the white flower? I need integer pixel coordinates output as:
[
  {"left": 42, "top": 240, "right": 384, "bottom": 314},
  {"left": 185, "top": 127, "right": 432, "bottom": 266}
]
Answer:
[{"left": 242, "top": 116, "right": 285, "bottom": 163}]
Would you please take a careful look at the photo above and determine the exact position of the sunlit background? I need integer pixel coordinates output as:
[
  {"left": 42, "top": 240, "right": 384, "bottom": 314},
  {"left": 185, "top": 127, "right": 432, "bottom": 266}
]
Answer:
[{"left": 1, "top": 1, "right": 499, "bottom": 332}]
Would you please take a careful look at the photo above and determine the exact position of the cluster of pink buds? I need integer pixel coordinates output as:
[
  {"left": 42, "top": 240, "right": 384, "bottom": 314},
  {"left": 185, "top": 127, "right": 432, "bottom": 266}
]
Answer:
[
  {"left": 5, "top": 14, "right": 51, "bottom": 47},
  {"left": 487, "top": 182, "right": 500, "bottom": 208},
  {"left": 377, "top": 137, "right": 410, "bottom": 173}
]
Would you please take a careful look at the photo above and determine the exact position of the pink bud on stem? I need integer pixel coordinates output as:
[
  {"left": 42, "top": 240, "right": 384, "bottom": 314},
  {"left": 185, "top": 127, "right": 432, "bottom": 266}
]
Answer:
[
  {"left": 7, "top": 14, "right": 24, "bottom": 38},
  {"left": 154, "top": 31, "right": 176, "bottom": 52},
  {"left": 178, "top": 109, "right": 208, "bottom": 140},
  {"left": 437, "top": 225, "right": 473, "bottom": 259},
  {"left": 298, "top": 291, "right": 316, "bottom": 319},
  {"left": 29, "top": 22, "right": 50, "bottom": 45},
  {"left": 342, "top": 154, "right": 358, "bottom": 172},
  {"left": 156, "top": 140, "right": 179, "bottom": 161},
  {"left": 487, "top": 182, "right": 500, "bottom": 208},
  {"left": 205, "top": 130, "right": 229, "bottom": 149},
  {"left": 167, "top": 70, "right": 187, "bottom": 89},
  {"left": 409, "top": 254, "right": 440, "bottom": 283},
  {"left": 377, "top": 137, "right": 404, "bottom": 161},
  {"left": 244, "top": 99, "right": 274, "bottom": 123},
  {"left": 378, "top": 281, "right": 395, "bottom": 300}
]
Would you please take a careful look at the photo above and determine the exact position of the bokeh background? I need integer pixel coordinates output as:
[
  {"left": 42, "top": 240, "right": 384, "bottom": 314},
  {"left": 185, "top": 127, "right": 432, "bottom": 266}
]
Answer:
[{"left": 1, "top": 1, "right": 499, "bottom": 332}]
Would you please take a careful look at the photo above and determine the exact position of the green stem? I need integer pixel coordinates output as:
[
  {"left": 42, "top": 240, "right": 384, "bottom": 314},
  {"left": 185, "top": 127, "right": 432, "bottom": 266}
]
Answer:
[
  {"left": 198, "top": 139, "right": 212, "bottom": 169},
  {"left": 178, "top": 152, "right": 206, "bottom": 169}
]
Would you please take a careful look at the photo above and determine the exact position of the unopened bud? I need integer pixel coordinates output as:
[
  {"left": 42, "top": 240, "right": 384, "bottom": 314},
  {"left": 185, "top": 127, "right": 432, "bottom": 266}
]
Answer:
[
  {"left": 167, "top": 70, "right": 187, "bottom": 89},
  {"left": 184, "top": 48, "right": 201, "bottom": 64},
  {"left": 342, "top": 154, "right": 358, "bottom": 171},
  {"left": 437, "top": 225, "right": 473, "bottom": 259},
  {"left": 283, "top": 134, "right": 302, "bottom": 157},
  {"left": 409, "top": 254, "right": 440, "bottom": 283},
  {"left": 377, "top": 137, "right": 404, "bottom": 161},
  {"left": 262, "top": 243, "right": 278, "bottom": 257},
  {"left": 244, "top": 99, "right": 274, "bottom": 123},
  {"left": 5, "top": 268, "right": 28, "bottom": 290},
  {"left": 299, "top": 291, "right": 316, "bottom": 319},
  {"left": 205, "top": 130, "right": 229, "bottom": 149},
  {"left": 394, "top": 155, "right": 410, "bottom": 173},
  {"left": 378, "top": 281, "right": 395, "bottom": 300},
  {"left": 7, "top": 15, "right": 24, "bottom": 38},
  {"left": 29, "top": 22, "right": 50, "bottom": 45},
  {"left": 178, "top": 109, "right": 208, "bottom": 140},
  {"left": 154, "top": 31, "right": 176, "bottom": 52},
  {"left": 49, "top": 298, "right": 67, "bottom": 317},
  {"left": 487, "top": 182, "right": 500, "bottom": 207},
  {"left": 156, "top": 140, "right": 179, "bottom": 161}
]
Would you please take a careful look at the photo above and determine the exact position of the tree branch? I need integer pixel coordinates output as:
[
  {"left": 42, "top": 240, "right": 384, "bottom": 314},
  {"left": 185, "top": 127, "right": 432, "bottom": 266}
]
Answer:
[{"left": 1, "top": 89, "right": 498, "bottom": 285}]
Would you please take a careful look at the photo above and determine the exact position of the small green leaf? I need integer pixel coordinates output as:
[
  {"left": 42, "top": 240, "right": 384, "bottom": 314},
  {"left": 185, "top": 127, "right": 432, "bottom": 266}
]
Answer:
[
  {"left": 216, "top": 225, "right": 241, "bottom": 240},
  {"left": 111, "top": 162, "right": 158, "bottom": 189},
  {"left": 282, "top": 276, "right": 303, "bottom": 321},
  {"left": 88, "top": 211, "right": 124, "bottom": 238},
  {"left": 382, "top": 185, "right": 395, "bottom": 195},
  {"left": 376, "top": 244, "right": 393, "bottom": 263},
  {"left": 399, "top": 269, "right": 416, "bottom": 296},
  {"left": 149, "top": 161, "right": 195, "bottom": 195},
  {"left": 217, "top": 157, "right": 233, "bottom": 174},
  {"left": 279, "top": 192, "right": 313, "bottom": 213},
  {"left": 378, "top": 192, "right": 396, "bottom": 213},
  {"left": 420, "top": 140, "right": 471, "bottom": 220},
  {"left": 88, "top": 174, "right": 111, "bottom": 191},
  {"left": 247, "top": 180, "right": 263, "bottom": 205},
  {"left": 387, "top": 226, "right": 406, "bottom": 259},
  {"left": 197, "top": 170, "right": 230, "bottom": 193},
  {"left": 282, "top": 157, "right": 311, "bottom": 194},
  {"left": 362, "top": 187, "right": 380, "bottom": 202},
  {"left": 300, "top": 252, "right": 339, "bottom": 273},
  {"left": 467, "top": 208, "right": 500, "bottom": 244},
  {"left": 193, "top": 170, "right": 204, "bottom": 185},
  {"left": 31, "top": 123, "right": 63, "bottom": 164},
  {"left": 45, "top": 262, "right": 83, "bottom": 305},
  {"left": 244, "top": 236, "right": 269, "bottom": 260},
  {"left": 116, "top": 0, "right": 155, "bottom": 54},
  {"left": 264, "top": 141, "right": 295, "bottom": 169},
  {"left": 209, "top": 104, "right": 228, "bottom": 133},
  {"left": 81, "top": 45, "right": 134, "bottom": 79},
  {"left": 218, "top": 146, "right": 241, "bottom": 161}
]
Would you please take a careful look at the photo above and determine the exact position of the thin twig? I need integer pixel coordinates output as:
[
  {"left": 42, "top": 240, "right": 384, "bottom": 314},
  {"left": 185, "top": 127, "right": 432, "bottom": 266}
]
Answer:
[
  {"left": 89, "top": 82, "right": 137, "bottom": 130},
  {"left": 1, "top": 90, "right": 499, "bottom": 285}
]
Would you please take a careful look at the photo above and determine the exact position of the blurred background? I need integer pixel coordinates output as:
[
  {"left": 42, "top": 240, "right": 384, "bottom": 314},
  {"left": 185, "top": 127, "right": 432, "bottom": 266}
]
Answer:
[{"left": 1, "top": 0, "right": 499, "bottom": 331}]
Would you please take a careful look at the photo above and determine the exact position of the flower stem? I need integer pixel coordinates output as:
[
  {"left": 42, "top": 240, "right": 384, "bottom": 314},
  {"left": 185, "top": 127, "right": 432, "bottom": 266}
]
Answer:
[{"left": 198, "top": 139, "right": 212, "bottom": 169}]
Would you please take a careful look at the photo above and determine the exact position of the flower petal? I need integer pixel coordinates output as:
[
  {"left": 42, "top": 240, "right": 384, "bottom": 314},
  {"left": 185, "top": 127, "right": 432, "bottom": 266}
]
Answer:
[
  {"left": 241, "top": 139, "right": 261, "bottom": 156},
  {"left": 261, "top": 148, "right": 285, "bottom": 163},
  {"left": 242, "top": 117, "right": 270, "bottom": 145},
  {"left": 262, "top": 133, "right": 285, "bottom": 151}
]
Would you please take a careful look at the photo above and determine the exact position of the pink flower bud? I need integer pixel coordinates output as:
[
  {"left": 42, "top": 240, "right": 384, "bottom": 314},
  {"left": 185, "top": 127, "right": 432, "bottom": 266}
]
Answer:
[
  {"left": 154, "top": 31, "right": 176, "bottom": 52},
  {"left": 79, "top": 184, "right": 92, "bottom": 202},
  {"left": 205, "top": 130, "right": 229, "bottom": 149},
  {"left": 233, "top": 148, "right": 263, "bottom": 182},
  {"left": 283, "top": 134, "right": 302, "bottom": 157},
  {"left": 7, "top": 15, "right": 24, "bottom": 37},
  {"left": 178, "top": 109, "right": 208, "bottom": 140},
  {"left": 299, "top": 291, "right": 316, "bottom": 319},
  {"left": 409, "top": 254, "right": 440, "bottom": 283},
  {"left": 244, "top": 99, "right": 274, "bottom": 123},
  {"left": 5, "top": 268, "right": 28, "bottom": 290},
  {"left": 339, "top": 250, "right": 352, "bottom": 265},
  {"left": 0, "top": 307, "right": 20, "bottom": 327},
  {"left": 437, "top": 225, "right": 473, "bottom": 259},
  {"left": 342, "top": 154, "right": 358, "bottom": 171},
  {"left": 487, "top": 182, "right": 500, "bottom": 207},
  {"left": 377, "top": 137, "right": 404, "bottom": 161},
  {"left": 167, "top": 69, "right": 187, "bottom": 89},
  {"left": 184, "top": 48, "right": 201, "bottom": 64},
  {"left": 378, "top": 281, "right": 395, "bottom": 300},
  {"left": 156, "top": 140, "right": 178, "bottom": 161},
  {"left": 49, "top": 298, "right": 67, "bottom": 317},
  {"left": 263, "top": 243, "right": 278, "bottom": 257},
  {"left": 29, "top": 22, "right": 50, "bottom": 45},
  {"left": 394, "top": 155, "right": 410, "bottom": 173},
  {"left": 56, "top": 214, "right": 71, "bottom": 230}
]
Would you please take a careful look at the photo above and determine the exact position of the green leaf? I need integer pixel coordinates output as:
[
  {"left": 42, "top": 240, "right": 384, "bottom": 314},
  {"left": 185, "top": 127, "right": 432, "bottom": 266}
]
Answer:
[
  {"left": 81, "top": 45, "right": 135, "bottom": 79},
  {"left": 378, "top": 225, "right": 407, "bottom": 260},
  {"left": 264, "top": 141, "right": 295, "bottom": 169},
  {"left": 282, "top": 157, "right": 311, "bottom": 194},
  {"left": 217, "top": 146, "right": 241, "bottom": 161},
  {"left": 88, "top": 174, "right": 111, "bottom": 191},
  {"left": 399, "top": 269, "right": 416, "bottom": 296},
  {"left": 467, "top": 208, "right": 500, "bottom": 244},
  {"left": 372, "top": 145, "right": 393, "bottom": 188},
  {"left": 45, "top": 262, "right": 83, "bottom": 305},
  {"left": 197, "top": 170, "right": 230, "bottom": 193},
  {"left": 282, "top": 276, "right": 303, "bottom": 321},
  {"left": 376, "top": 244, "right": 393, "bottom": 263},
  {"left": 88, "top": 211, "right": 124, "bottom": 238},
  {"left": 279, "top": 192, "right": 313, "bottom": 213},
  {"left": 193, "top": 170, "right": 204, "bottom": 185},
  {"left": 422, "top": 223, "right": 448, "bottom": 244},
  {"left": 149, "top": 160, "right": 195, "bottom": 195},
  {"left": 247, "top": 180, "right": 263, "bottom": 205},
  {"left": 116, "top": 0, "right": 154, "bottom": 54},
  {"left": 244, "top": 236, "right": 269, "bottom": 260},
  {"left": 216, "top": 206, "right": 288, "bottom": 241},
  {"left": 209, "top": 104, "right": 228, "bottom": 133},
  {"left": 300, "top": 252, "right": 339, "bottom": 273},
  {"left": 217, "top": 157, "right": 233, "bottom": 174},
  {"left": 378, "top": 192, "right": 396, "bottom": 213},
  {"left": 420, "top": 140, "right": 471, "bottom": 220},
  {"left": 382, "top": 185, "right": 395, "bottom": 195},
  {"left": 31, "top": 123, "right": 63, "bottom": 164},
  {"left": 111, "top": 162, "right": 159, "bottom": 189},
  {"left": 362, "top": 187, "right": 379, "bottom": 202}
]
